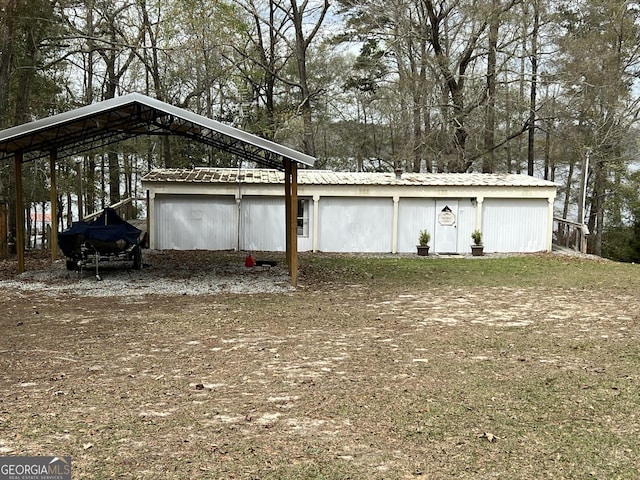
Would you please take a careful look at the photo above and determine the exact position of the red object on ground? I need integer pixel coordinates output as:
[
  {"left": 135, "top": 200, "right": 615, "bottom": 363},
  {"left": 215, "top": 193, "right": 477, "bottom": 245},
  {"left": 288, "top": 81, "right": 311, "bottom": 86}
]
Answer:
[{"left": 245, "top": 255, "right": 255, "bottom": 267}]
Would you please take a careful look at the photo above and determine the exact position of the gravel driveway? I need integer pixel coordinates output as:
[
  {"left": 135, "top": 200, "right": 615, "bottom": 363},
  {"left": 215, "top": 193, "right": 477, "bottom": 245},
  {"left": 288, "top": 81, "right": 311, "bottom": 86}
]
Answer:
[{"left": 0, "top": 250, "right": 294, "bottom": 297}]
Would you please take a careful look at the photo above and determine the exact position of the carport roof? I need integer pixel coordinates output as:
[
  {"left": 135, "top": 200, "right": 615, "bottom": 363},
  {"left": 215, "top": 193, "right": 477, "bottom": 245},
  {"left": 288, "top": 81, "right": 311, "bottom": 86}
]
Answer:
[
  {"left": 0, "top": 93, "right": 315, "bottom": 169},
  {"left": 143, "top": 168, "right": 559, "bottom": 188}
]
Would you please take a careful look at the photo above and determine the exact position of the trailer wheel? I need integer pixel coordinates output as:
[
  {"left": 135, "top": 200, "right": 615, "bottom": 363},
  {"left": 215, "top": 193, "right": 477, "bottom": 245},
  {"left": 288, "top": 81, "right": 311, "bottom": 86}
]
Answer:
[{"left": 132, "top": 245, "right": 142, "bottom": 270}]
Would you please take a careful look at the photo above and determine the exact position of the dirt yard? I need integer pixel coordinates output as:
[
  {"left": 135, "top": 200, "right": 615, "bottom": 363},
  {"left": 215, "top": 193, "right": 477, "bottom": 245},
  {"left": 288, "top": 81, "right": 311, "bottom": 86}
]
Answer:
[{"left": 1, "top": 251, "right": 639, "bottom": 479}]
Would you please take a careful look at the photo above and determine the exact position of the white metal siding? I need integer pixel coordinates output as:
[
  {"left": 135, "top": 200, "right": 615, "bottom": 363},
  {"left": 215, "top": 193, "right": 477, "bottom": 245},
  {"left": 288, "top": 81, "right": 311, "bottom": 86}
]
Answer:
[
  {"left": 239, "top": 196, "right": 313, "bottom": 252},
  {"left": 240, "top": 197, "right": 285, "bottom": 251},
  {"left": 154, "top": 195, "right": 237, "bottom": 250},
  {"left": 397, "top": 198, "right": 476, "bottom": 254},
  {"left": 152, "top": 192, "right": 550, "bottom": 254},
  {"left": 483, "top": 198, "right": 548, "bottom": 252},
  {"left": 317, "top": 197, "right": 393, "bottom": 252},
  {"left": 397, "top": 199, "right": 436, "bottom": 253}
]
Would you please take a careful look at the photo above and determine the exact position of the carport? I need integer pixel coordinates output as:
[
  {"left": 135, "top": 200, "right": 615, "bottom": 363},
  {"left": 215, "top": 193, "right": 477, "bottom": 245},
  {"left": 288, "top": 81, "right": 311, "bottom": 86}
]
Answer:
[{"left": 0, "top": 93, "right": 315, "bottom": 286}]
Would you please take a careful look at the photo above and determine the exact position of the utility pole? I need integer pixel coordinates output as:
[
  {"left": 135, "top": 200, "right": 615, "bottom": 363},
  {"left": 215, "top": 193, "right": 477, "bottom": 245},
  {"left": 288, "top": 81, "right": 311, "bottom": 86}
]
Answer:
[{"left": 578, "top": 149, "right": 590, "bottom": 225}]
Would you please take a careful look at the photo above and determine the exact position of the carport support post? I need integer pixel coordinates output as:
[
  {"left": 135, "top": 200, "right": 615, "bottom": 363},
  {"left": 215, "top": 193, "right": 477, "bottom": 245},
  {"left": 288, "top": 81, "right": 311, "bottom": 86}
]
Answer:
[
  {"left": 285, "top": 161, "right": 291, "bottom": 267},
  {"left": 49, "top": 149, "right": 59, "bottom": 261},
  {"left": 290, "top": 161, "right": 298, "bottom": 287},
  {"left": 284, "top": 159, "right": 298, "bottom": 287},
  {"left": 14, "top": 152, "right": 25, "bottom": 273}
]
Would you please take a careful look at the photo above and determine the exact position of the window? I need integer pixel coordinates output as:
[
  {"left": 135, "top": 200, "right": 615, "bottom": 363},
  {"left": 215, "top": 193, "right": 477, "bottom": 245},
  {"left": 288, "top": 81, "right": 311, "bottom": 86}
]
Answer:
[{"left": 297, "top": 199, "right": 309, "bottom": 237}]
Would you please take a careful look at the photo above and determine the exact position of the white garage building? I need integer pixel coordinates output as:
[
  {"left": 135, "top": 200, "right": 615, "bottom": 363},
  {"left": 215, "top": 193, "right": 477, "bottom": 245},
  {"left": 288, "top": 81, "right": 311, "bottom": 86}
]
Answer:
[{"left": 142, "top": 168, "right": 558, "bottom": 255}]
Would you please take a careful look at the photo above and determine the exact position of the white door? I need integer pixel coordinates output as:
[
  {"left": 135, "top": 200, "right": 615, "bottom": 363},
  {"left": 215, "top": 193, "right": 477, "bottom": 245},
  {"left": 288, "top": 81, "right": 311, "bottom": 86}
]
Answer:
[{"left": 434, "top": 200, "right": 459, "bottom": 253}]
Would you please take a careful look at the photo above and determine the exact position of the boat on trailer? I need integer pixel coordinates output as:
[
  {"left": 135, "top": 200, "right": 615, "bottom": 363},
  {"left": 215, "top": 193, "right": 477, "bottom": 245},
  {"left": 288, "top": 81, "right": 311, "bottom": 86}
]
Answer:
[{"left": 58, "top": 208, "right": 143, "bottom": 280}]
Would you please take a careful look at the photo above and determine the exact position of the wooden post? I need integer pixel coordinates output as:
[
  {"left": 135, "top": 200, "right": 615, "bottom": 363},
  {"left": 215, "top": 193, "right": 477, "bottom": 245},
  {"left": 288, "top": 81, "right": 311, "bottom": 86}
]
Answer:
[
  {"left": 146, "top": 190, "right": 151, "bottom": 249},
  {"left": 290, "top": 161, "right": 298, "bottom": 287},
  {"left": 283, "top": 159, "right": 299, "bottom": 287},
  {"left": 0, "top": 196, "right": 7, "bottom": 258},
  {"left": 75, "top": 159, "right": 83, "bottom": 220},
  {"left": 49, "top": 150, "right": 59, "bottom": 261},
  {"left": 14, "top": 152, "right": 25, "bottom": 273},
  {"left": 284, "top": 159, "right": 292, "bottom": 268}
]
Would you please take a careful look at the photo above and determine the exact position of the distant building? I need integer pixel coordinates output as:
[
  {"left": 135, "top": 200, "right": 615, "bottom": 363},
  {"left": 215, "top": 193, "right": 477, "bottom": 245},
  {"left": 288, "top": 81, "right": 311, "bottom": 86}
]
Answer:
[{"left": 142, "top": 168, "right": 558, "bottom": 254}]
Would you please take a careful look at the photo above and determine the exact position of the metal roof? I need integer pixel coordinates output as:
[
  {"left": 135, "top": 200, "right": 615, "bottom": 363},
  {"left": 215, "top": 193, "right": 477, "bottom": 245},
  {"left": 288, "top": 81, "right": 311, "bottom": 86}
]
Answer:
[
  {"left": 143, "top": 168, "right": 559, "bottom": 188},
  {"left": 0, "top": 93, "right": 315, "bottom": 169}
]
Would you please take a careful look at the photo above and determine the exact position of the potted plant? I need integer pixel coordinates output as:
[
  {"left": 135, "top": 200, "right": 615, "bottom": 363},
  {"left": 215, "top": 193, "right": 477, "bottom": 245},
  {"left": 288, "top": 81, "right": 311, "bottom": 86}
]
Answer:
[
  {"left": 471, "top": 229, "right": 484, "bottom": 256},
  {"left": 417, "top": 229, "right": 431, "bottom": 256}
]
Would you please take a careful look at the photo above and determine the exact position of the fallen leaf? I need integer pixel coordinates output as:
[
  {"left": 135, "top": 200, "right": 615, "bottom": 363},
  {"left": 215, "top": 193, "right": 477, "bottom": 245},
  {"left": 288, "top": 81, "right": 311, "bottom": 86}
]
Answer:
[{"left": 480, "top": 432, "right": 497, "bottom": 442}]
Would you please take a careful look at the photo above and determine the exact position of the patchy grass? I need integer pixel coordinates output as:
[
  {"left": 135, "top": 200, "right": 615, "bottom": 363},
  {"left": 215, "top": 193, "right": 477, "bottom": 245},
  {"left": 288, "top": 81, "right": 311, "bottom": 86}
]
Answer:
[
  {"left": 299, "top": 252, "right": 640, "bottom": 290},
  {"left": 1, "top": 252, "right": 640, "bottom": 479}
]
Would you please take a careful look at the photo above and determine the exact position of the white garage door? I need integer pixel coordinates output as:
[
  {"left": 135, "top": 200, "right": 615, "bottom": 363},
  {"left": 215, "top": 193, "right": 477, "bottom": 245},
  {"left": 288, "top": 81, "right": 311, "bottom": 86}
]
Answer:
[
  {"left": 154, "top": 195, "right": 237, "bottom": 250},
  {"left": 483, "top": 198, "right": 549, "bottom": 252},
  {"left": 317, "top": 197, "right": 393, "bottom": 252}
]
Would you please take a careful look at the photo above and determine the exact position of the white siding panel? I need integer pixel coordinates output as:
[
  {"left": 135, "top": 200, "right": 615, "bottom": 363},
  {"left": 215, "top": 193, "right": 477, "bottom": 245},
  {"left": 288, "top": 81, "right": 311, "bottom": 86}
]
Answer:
[
  {"left": 318, "top": 197, "right": 393, "bottom": 252},
  {"left": 397, "top": 199, "right": 436, "bottom": 253},
  {"left": 155, "top": 195, "right": 237, "bottom": 250},
  {"left": 456, "top": 201, "right": 477, "bottom": 253},
  {"left": 483, "top": 198, "right": 548, "bottom": 252},
  {"left": 240, "top": 197, "right": 285, "bottom": 251}
]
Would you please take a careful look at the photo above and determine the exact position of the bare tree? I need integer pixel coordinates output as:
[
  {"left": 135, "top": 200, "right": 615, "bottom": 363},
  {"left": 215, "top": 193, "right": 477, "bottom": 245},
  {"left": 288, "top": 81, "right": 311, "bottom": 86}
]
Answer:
[
  {"left": 0, "top": 0, "right": 17, "bottom": 130},
  {"left": 526, "top": 0, "right": 540, "bottom": 177},
  {"left": 482, "top": 0, "right": 499, "bottom": 173},
  {"left": 230, "top": 0, "right": 291, "bottom": 141},
  {"left": 555, "top": 0, "right": 640, "bottom": 254},
  {"left": 286, "top": 0, "right": 330, "bottom": 156}
]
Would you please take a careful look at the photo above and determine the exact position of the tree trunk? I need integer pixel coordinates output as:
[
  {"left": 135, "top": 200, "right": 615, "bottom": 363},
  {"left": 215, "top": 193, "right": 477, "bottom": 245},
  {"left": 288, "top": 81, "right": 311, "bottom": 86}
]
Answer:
[
  {"left": 84, "top": 0, "right": 96, "bottom": 214},
  {"left": 412, "top": 100, "right": 422, "bottom": 173},
  {"left": 41, "top": 200, "right": 46, "bottom": 248},
  {"left": 293, "top": 28, "right": 316, "bottom": 156},
  {"left": 423, "top": 0, "right": 487, "bottom": 173},
  {"left": 527, "top": 3, "right": 539, "bottom": 177},
  {"left": 0, "top": 0, "right": 16, "bottom": 129},
  {"left": 591, "top": 157, "right": 606, "bottom": 256},
  {"left": 562, "top": 159, "right": 574, "bottom": 220},
  {"left": 95, "top": 2, "right": 141, "bottom": 202},
  {"left": 104, "top": 49, "right": 121, "bottom": 204},
  {"left": 288, "top": 0, "right": 329, "bottom": 157},
  {"left": 1, "top": 1, "right": 17, "bottom": 246},
  {"left": 139, "top": 0, "right": 172, "bottom": 167},
  {"left": 483, "top": 1, "right": 499, "bottom": 173}
]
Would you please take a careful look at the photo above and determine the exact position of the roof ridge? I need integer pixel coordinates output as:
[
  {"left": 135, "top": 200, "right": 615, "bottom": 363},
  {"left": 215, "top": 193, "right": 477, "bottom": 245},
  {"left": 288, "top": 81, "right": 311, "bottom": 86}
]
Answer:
[{"left": 143, "top": 168, "right": 558, "bottom": 187}]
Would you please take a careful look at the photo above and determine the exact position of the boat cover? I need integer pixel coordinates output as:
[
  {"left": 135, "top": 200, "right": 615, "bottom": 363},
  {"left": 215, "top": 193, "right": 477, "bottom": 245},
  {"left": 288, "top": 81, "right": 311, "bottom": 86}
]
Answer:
[{"left": 58, "top": 208, "right": 142, "bottom": 257}]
